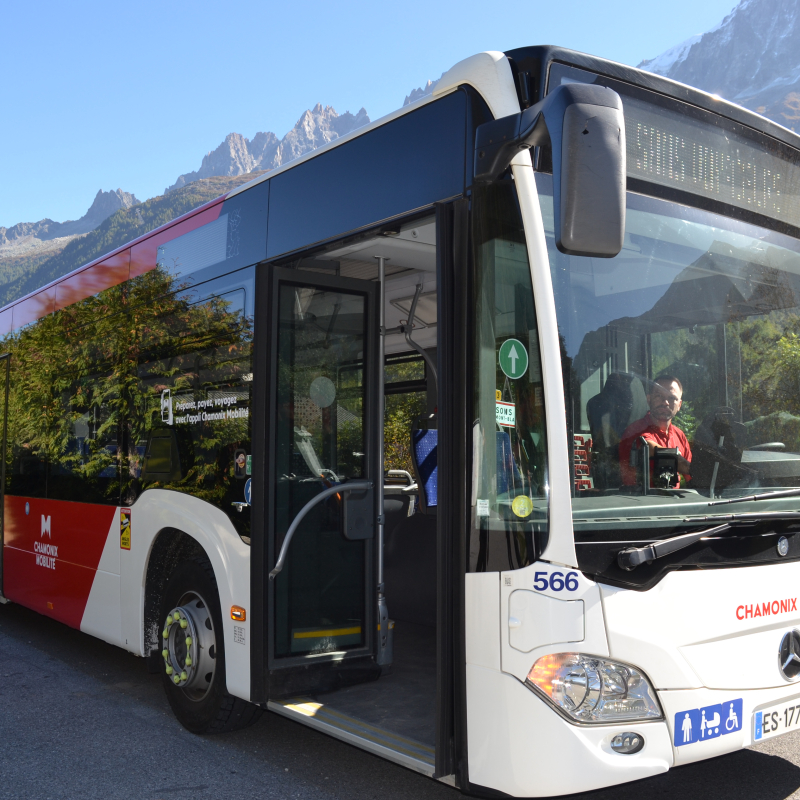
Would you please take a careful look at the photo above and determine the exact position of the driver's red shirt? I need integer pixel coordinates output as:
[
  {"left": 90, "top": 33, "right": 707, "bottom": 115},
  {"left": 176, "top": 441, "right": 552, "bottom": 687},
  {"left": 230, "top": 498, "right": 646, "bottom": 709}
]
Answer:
[{"left": 619, "top": 412, "right": 692, "bottom": 486}]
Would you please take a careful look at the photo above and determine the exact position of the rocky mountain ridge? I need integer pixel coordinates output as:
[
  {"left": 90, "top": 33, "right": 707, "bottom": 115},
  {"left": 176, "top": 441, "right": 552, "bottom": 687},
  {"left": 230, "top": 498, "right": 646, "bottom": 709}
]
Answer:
[
  {"left": 0, "top": 188, "right": 139, "bottom": 247},
  {"left": 0, "top": 104, "right": 371, "bottom": 298},
  {"left": 638, "top": 0, "right": 800, "bottom": 131},
  {"left": 0, "top": 102, "right": 373, "bottom": 306},
  {"left": 165, "top": 104, "right": 370, "bottom": 193},
  {"left": 0, "top": 175, "right": 263, "bottom": 309},
  {"left": 403, "top": 78, "right": 441, "bottom": 106}
]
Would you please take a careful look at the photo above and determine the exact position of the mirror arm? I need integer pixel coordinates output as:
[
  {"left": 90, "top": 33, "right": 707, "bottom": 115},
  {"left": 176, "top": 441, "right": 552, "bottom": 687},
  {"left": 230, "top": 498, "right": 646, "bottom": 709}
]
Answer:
[{"left": 473, "top": 82, "right": 622, "bottom": 183}]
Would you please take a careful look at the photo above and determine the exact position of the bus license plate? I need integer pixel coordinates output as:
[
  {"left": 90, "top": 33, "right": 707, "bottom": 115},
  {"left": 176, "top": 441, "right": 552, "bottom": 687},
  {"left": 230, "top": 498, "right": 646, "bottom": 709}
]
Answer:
[{"left": 754, "top": 701, "right": 800, "bottom": 741}]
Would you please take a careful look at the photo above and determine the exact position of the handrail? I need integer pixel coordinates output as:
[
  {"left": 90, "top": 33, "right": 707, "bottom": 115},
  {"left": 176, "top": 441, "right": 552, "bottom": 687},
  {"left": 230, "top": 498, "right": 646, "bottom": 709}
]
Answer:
[
  {"left": 269, "top": 480, "right": 373, "bottom": 580},
  {"left": 403, "top": 283, "right": 438, "bottom": 386},
  {"left": 387, "top": 469, "right": 414, "bottom": 485}
]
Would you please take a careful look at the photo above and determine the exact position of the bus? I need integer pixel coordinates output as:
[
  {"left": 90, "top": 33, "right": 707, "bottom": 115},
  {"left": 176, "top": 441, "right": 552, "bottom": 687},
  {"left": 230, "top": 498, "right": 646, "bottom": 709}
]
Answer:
[{"left": 1, "top": 44, "right": 800, "bottom": 797}]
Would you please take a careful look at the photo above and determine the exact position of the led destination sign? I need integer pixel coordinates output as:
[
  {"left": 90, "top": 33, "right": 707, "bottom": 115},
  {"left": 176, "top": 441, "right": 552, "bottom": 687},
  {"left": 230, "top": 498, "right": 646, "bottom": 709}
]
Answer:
[
  {"left": 625, "top": 94, "right": 800, "bottom": 227},
  {"left": 550, "top": 64, "right": 800, "bottom": 230}
]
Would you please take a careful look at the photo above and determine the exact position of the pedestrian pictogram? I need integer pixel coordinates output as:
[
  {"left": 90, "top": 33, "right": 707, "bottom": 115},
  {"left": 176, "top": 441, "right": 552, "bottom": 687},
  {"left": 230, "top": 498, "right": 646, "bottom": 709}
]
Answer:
[{"left": 499, "top": 339, "right": 528, "bottom": 380}]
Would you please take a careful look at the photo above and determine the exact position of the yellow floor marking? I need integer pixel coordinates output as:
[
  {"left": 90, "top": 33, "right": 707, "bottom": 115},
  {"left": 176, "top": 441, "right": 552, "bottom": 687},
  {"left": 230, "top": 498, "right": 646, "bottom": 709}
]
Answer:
[{"left": 292, "top": 626, "right": 361, "bottom": 639}]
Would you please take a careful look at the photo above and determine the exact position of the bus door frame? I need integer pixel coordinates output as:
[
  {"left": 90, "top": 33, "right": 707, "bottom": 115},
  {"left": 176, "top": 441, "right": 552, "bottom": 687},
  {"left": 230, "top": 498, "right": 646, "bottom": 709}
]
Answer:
[
  {"left": 259, "top": 265, "right": 380, "bottom": 681},
  {"left": 435, "top": 198, "right": 471, "bottom": 780},
  {"left": 250, "top": 198, "right": 470, "bottom": 782},
  {"left": 0, "top": 353, "right": 10, "bottom": 600}
]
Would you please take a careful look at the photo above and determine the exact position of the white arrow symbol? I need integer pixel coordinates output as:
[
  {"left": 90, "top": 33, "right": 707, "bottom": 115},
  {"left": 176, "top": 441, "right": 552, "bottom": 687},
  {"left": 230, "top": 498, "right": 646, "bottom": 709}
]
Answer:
[{"left": 508, "top": 344, "right": 518, "bottom": 374}]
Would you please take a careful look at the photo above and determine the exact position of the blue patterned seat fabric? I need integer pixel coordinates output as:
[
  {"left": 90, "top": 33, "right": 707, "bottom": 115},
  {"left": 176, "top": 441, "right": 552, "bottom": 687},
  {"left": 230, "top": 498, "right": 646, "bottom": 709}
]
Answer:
[
  {"left": 412, "top": 429, "right": 438, "bottom": 508},
  {"left": 496, "top": 430, "right": 523, "bottom": 494}
]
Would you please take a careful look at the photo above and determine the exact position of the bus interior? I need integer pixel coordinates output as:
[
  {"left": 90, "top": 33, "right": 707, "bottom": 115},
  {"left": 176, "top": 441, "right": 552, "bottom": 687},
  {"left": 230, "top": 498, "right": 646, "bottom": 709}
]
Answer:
[{"left": 268, "top": 213, "right": 441, "bottom": 767}]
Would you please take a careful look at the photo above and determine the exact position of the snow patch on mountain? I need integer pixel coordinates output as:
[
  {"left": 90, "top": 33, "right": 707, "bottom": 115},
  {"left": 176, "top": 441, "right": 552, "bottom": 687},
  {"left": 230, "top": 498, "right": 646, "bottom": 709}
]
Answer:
[
  {"left": 638, "top": 0, "right": 800, "bottom": 131},
  {"left": 638, "top": 34, "right": 702, "bottom": 75}
]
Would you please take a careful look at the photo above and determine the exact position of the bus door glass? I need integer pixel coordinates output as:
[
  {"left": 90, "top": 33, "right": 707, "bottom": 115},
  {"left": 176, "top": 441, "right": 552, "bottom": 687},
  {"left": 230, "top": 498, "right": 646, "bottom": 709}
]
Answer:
[{"left": 270, "top": 269, "right": 377, "bottom": 662}]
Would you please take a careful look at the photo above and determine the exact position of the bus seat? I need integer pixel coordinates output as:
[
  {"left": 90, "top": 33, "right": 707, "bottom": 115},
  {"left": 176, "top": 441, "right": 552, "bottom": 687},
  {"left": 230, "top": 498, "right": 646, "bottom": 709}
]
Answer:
[
  {"left": 411, "top": 413, "right": 437, "bottom": 514},
  {"left": 586, "top": 373, "right": 647, "bottom": 447},
  {"left": 496, "top": 430, "right": 523, "bottom": 495},
  {"left": 586, "top": 373, "right": 647, "bottom": 490}
]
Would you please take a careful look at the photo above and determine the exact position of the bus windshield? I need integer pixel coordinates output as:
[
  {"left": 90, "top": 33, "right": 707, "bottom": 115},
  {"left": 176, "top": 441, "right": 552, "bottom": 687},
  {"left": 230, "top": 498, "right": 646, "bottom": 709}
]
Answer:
[{"left": 538, "top": 173, "right": 800, "bottom": 534}]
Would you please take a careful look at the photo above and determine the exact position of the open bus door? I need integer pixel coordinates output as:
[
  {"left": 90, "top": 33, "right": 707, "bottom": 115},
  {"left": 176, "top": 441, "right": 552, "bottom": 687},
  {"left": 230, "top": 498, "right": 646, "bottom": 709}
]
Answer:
[
  {"left": 254, "top": 246, "right": 446, "bottom": 776},
  {"left": 265, "top": 267, "right": 381, "bottom": 687}
]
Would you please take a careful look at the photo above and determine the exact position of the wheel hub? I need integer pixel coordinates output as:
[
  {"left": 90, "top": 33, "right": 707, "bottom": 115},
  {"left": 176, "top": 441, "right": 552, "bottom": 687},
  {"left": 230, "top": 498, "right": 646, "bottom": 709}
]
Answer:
[{"left": 162, "top": 592, "right": 216, "bottom": 700}]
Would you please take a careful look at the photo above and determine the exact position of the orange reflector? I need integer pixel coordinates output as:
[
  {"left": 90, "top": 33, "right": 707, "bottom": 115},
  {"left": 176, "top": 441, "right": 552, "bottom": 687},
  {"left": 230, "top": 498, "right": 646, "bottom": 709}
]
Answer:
[
  {"left": 231, "top": 606, "right": 246, "bottom": 621},
  {"left": 47, "top": 602, "right": 54, "bottom": 610}
]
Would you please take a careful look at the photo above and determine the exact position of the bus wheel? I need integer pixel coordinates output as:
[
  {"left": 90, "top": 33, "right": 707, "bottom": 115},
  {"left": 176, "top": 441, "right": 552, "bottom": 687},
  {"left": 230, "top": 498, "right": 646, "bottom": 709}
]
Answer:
[{"left": 160, "top": 556, "right": 261, "bottom": 733}]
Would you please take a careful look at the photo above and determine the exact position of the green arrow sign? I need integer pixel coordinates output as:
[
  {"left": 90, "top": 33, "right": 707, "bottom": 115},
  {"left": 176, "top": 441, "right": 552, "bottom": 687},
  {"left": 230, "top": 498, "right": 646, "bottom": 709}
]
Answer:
[{"left": 498, "top": 338, "right": 528, "bottom": 380}]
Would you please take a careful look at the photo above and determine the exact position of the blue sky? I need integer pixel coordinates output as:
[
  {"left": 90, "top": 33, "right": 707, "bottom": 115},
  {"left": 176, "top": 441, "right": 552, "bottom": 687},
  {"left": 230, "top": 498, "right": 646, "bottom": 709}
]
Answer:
[{"left": 1, "top": 0, "right": 740, "bottom": 228}]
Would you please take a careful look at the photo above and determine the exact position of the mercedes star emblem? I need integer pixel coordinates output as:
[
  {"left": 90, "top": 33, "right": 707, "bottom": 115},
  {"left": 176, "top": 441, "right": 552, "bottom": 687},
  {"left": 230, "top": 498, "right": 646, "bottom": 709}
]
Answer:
[{"left": 779, "top": 630, "right": 800, "bottom": 680}]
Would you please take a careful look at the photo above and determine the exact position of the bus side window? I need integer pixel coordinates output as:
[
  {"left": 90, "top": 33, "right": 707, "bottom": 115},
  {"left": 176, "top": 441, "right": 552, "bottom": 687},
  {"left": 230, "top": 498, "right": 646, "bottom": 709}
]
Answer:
[
  {"left": 5, "top": 285, "right": 126, "bottom": 506},
  {"left": 132, "top": 279, "right": 253, "bottom": 537}
]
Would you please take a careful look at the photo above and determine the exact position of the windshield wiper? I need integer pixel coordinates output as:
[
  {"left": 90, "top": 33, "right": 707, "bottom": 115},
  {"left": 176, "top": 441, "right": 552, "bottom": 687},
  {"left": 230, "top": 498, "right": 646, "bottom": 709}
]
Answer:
[
  {"left": 708, "top": 487, "right": 800, "bottom": 506},
  {"left": 616, "top": 511, "right": 800, "bottom": 571}
]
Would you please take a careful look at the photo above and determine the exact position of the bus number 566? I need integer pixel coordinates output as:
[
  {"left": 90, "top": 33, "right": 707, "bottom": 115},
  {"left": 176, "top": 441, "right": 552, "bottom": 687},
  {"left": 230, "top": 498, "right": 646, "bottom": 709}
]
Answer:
[{"left": 533, "top": 571, "right": 579, "bottom": 592}]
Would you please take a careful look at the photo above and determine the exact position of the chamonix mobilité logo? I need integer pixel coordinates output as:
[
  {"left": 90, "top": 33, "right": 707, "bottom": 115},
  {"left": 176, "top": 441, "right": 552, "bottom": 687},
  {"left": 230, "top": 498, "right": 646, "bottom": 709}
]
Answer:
[{"left": 34, "top": 514, "right": 57, "bottom": 570}]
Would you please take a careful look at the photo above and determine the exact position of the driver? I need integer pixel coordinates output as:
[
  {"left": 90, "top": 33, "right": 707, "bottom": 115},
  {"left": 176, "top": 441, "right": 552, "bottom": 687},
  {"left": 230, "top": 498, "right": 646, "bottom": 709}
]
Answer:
[{"left": 619, "top": 375, "right": 692, "bottom": 487}]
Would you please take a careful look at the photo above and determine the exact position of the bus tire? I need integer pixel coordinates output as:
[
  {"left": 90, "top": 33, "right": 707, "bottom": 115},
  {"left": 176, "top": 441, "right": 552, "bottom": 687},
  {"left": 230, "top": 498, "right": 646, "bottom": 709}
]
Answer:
[{"left": 159, "top": 555, "right": 262, "bottom": 733}]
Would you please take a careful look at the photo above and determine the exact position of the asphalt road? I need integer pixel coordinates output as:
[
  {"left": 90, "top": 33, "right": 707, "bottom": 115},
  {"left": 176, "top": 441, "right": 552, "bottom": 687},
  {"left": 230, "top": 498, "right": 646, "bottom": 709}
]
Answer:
[{"left": 2, "top": 602, "right": 800, "bottom": 800}]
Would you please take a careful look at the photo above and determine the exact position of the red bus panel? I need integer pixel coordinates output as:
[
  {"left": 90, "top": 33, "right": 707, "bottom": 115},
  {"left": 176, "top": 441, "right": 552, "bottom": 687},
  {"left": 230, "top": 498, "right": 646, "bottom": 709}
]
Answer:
[{"left": 3, "top": 497, "right": 116, "bottom": 628}]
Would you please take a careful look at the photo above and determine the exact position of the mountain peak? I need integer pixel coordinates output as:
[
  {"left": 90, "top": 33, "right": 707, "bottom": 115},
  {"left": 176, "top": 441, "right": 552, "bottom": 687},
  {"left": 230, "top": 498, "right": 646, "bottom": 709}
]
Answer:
[
  {"left": 83, "top": 189, "right": 139, "bottom": 226},
  {"left": 164, "top": 105, "right": 370, "bottom": 194},
  {"left": 403, "top": 77, "right": 443, "bottom": 107},
  {"left": 0, "top": 188, "right": 140, "bottom": 247}
]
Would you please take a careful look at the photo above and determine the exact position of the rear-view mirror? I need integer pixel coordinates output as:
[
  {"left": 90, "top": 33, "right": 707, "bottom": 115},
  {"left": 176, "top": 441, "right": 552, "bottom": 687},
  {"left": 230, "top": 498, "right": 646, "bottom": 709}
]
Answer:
[{"left": 474, "top": 82, "right": 626, "bottom": 258}]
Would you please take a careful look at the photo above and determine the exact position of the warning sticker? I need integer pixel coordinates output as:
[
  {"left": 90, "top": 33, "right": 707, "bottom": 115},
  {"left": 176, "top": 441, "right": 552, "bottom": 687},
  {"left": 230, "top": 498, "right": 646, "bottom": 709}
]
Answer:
[{"left": 120, "top": 508, "right": 131, "bottom": 551}]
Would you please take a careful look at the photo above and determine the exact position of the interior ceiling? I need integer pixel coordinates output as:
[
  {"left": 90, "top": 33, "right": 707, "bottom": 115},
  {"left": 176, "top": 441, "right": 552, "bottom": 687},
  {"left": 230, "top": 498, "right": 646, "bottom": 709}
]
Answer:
[
  {"left": 321, "top": 219, "right": 436, "bottom": 275},
  {"left": 299, "top": 217, "right": 439, "bottom": 356}
]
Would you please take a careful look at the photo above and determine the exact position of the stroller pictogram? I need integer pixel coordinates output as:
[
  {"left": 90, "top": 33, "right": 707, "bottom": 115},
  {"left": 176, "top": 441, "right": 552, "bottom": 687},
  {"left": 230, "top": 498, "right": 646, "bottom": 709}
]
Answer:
[{"left": 701, "top": 709, "right": 720, "bottom": 737}]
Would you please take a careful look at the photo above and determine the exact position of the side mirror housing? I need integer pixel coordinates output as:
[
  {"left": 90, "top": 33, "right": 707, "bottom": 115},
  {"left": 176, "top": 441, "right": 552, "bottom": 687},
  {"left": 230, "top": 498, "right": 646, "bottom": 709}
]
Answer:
[{"left": 474, "top": 83, "right": 626, "bottom": 258}]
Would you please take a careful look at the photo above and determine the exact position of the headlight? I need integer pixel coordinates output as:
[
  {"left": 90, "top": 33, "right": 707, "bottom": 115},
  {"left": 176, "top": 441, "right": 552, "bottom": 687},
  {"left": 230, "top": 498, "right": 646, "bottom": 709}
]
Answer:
[{"left": 526, "top": 653, "right": 663, "bottom": 724}]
